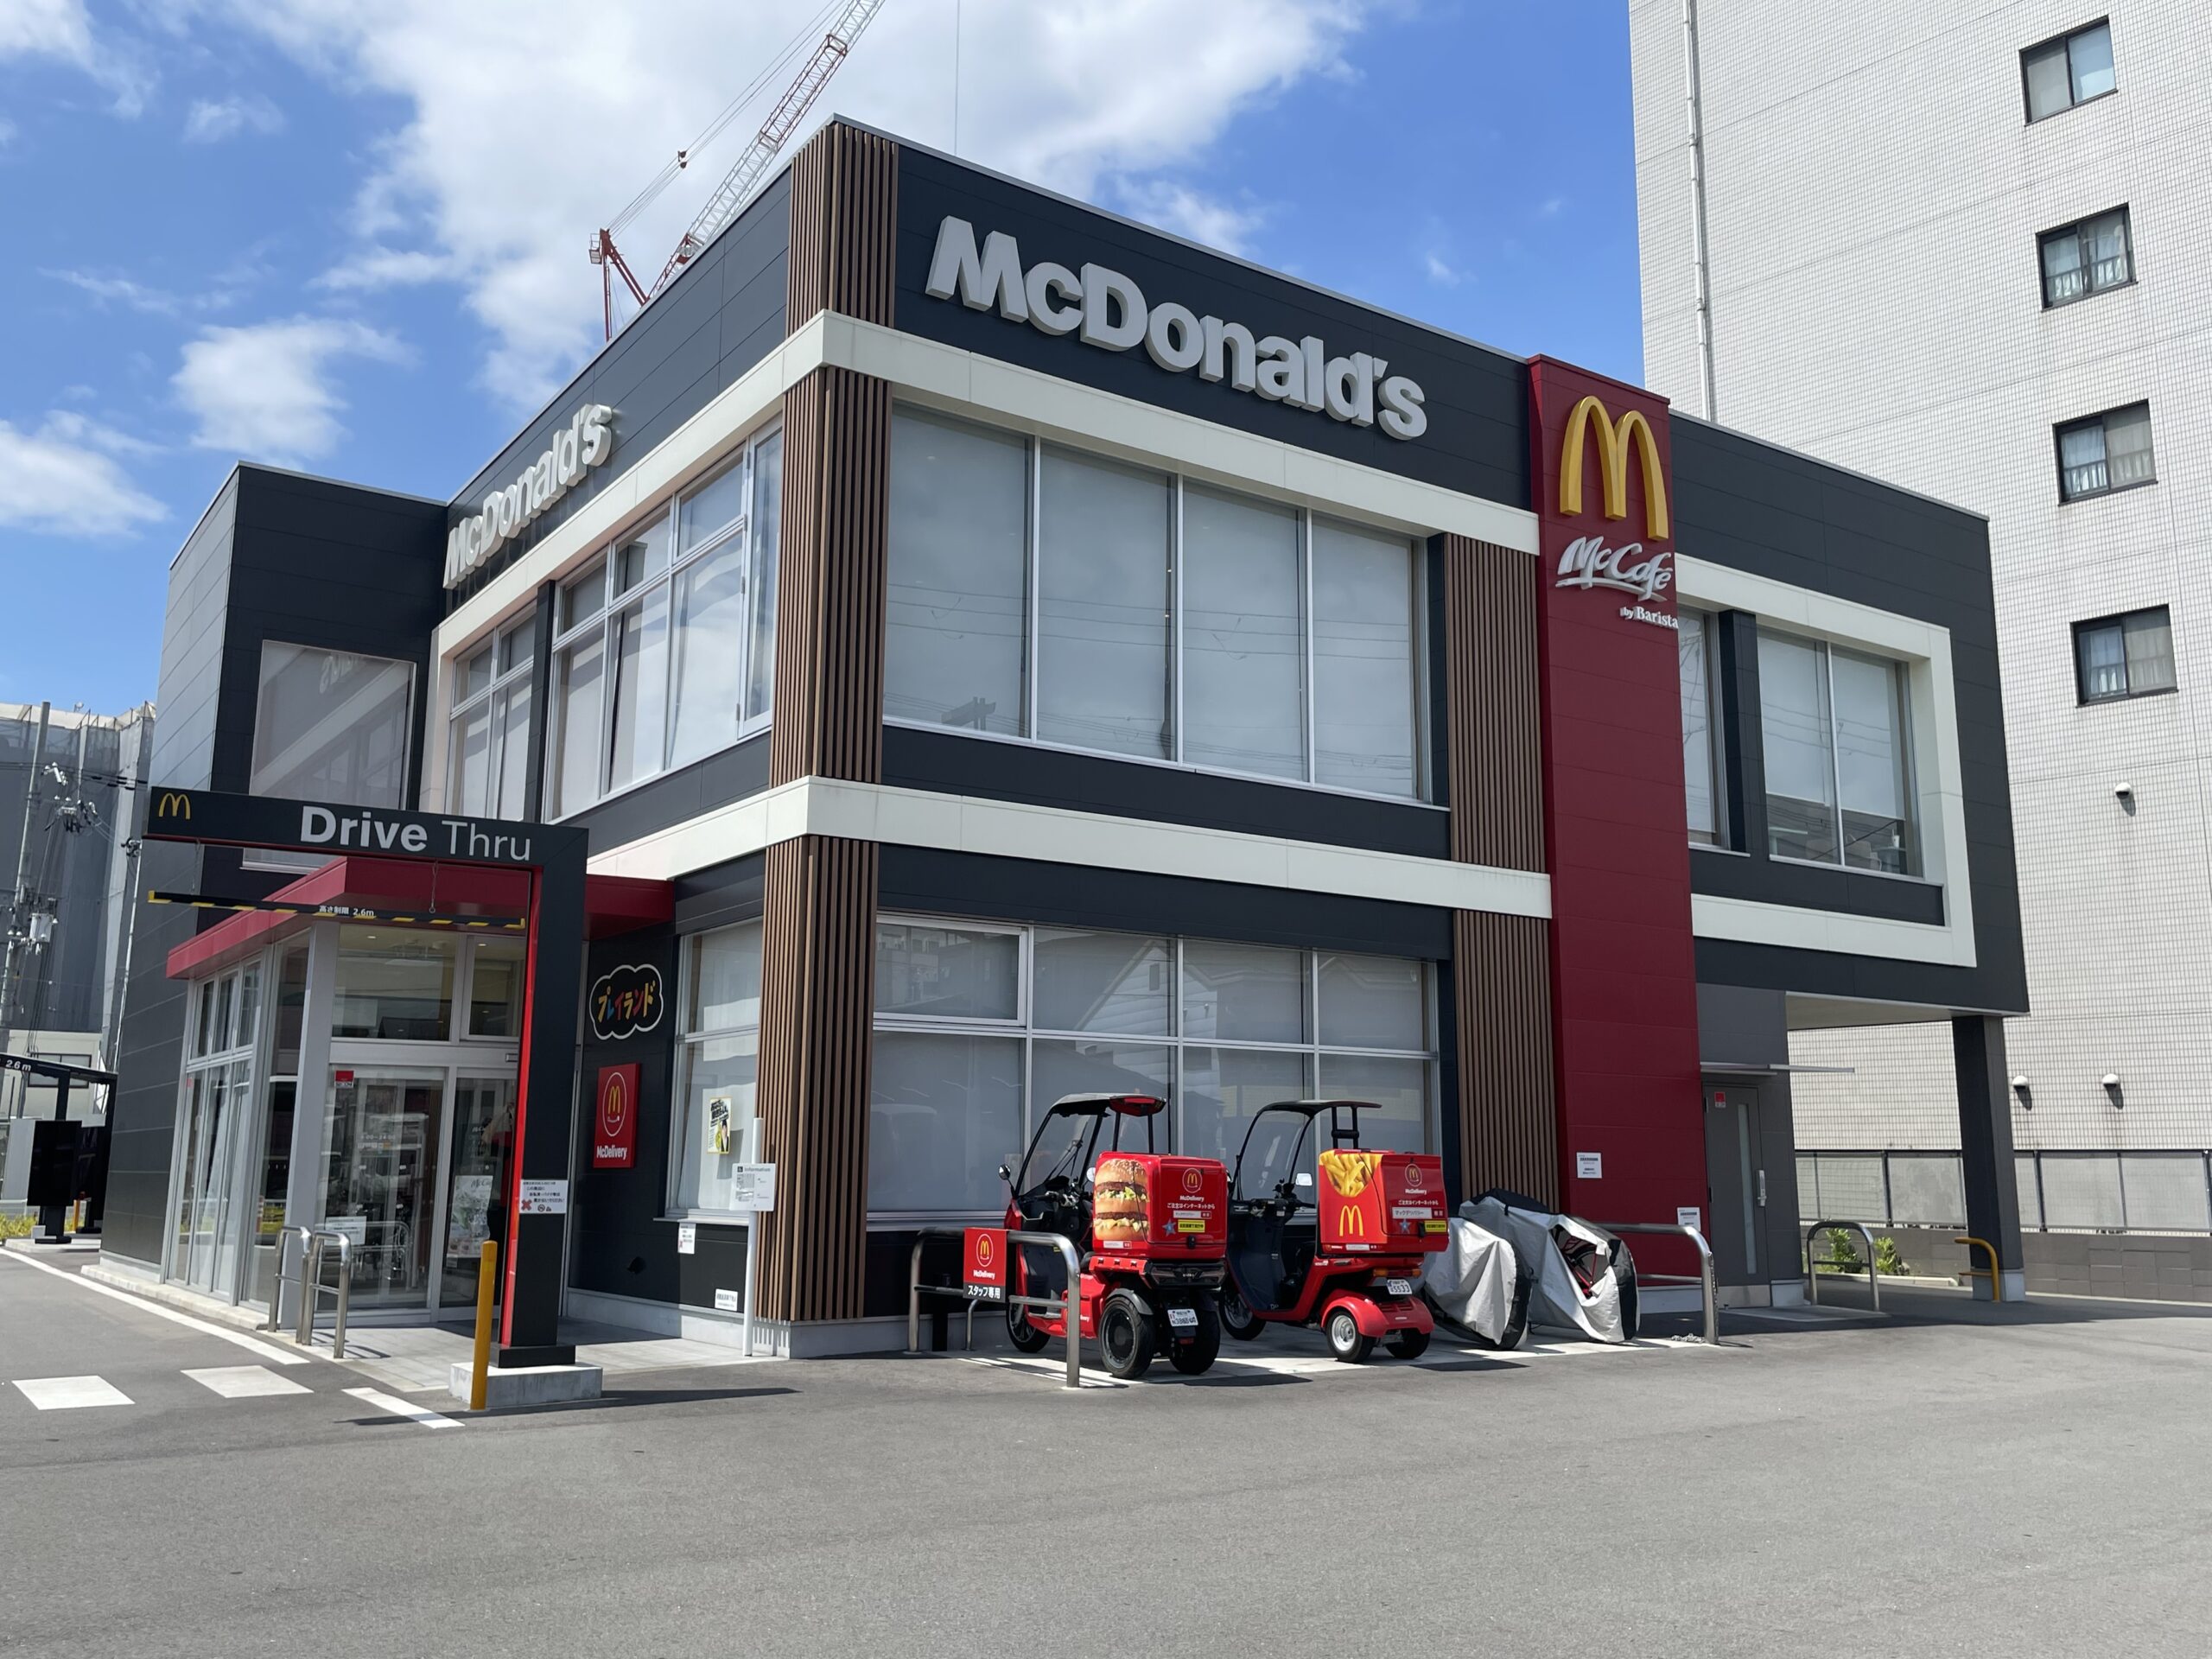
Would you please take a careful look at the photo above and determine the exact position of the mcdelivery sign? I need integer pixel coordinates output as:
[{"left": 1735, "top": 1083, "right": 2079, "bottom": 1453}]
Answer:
[{"left": 1527, "top": 358, "right": 1704, "bottom": 1236}]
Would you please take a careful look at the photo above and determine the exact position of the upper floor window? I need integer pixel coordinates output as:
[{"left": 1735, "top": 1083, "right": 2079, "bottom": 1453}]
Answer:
[
  {"left": 448, "top": 616, "right": 535, "bottom": 817},
  {"left": 2074, "top": 606, "right": 2175, "bottom": 703},
  {"left": 1758, "top": 629, "right": 1917, "bottom": 875},
  {"left": 2039, "top": 207, "right": 2133, "bottom": 307},
  {"left": 2056, "top": 403, "right": 2154, "bottom": 502},
  {"left": 2023, "top": 20, "right": 2114, "bottom": 122},
  {"left": 885, "top": 407, "right": 1425, "bottom": 800},
  {"left": 1680, "top": 608, "right": 1728, "bottom": 847},
  {"left": 250, "top": 642, "right": 414, "bottom": 810},
  {"left": 549, "top": 425, "right": 782, "bottom": 818}
]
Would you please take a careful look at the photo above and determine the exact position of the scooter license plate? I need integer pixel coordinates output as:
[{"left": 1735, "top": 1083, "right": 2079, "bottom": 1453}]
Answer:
[
  {"left": 1383, "top": 1278, "right": 1414, "bottom": 1298},
  {"left": 1166, "top": 1306, "right": 1198, "bottom": 1329}
]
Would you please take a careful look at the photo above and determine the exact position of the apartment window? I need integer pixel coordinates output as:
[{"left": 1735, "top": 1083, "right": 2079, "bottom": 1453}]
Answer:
[
  {"left": 868, "top": 920, "right": 1436, "bottom": 1217},
  {"left": 2022, "top": 20, "right": 2115, "bottom": 122},
  {"left": 2039, "top": 207, "right": 2133, "bottom": 307},
  {"left": 447, "top": 617, "right": 535, "bottom": 817},
  {"left": 2074, "top": 606, "right": 2176, "bottom": 703},
  {"left": 548, "top": 425, "right": 782, "bottom": 818},
  {"left": 2056, "top": 403, "right": 2155, "bottom": 502},
  {"left": 1758, "top": 628, "right": 1917, "bottom": 874},
  {"left": 885, "top": 408, "right": 1425, "bottom": 799},
  {"left": 250, "top": 642, "right": 414, "bottom": 808},
  {"left": 1679, "top": 608, "right": 1728, "bottom": 846},
  {"left": 671, "top": 922, "right": 764, "bottom": 1217}
]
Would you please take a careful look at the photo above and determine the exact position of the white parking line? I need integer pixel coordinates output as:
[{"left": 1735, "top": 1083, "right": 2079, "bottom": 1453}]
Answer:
[
  {"left": 0, "top": 1249, "right": 309, "bottom": 1365},
  {"left": 344, "top": 1386, "right": 460, "bottom": 1428},
  {"left": 14, "top": 1375, "right": 132, "bottom": 1410},
  {"left": 185, "top": 1366, "right": 312, "bottom": 1399}
]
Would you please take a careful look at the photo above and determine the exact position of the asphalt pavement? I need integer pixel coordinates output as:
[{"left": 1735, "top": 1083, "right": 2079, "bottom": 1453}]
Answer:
[{"left": 3, "top": 1243, "right": 2210, "bottom": 1657}]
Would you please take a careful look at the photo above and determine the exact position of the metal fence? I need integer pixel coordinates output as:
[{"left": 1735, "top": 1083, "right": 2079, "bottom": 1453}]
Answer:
[{"left": 1799, "top": 1149, "right": 2212, "bottom": 1236}]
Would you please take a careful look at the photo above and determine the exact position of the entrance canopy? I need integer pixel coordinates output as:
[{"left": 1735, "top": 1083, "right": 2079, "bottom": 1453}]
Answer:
[{"left": 164, "top": 855, "right": 670, "bottom": 980}]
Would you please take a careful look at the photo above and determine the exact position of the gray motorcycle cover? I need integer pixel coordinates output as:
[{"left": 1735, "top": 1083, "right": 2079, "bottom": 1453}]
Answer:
[
  {"left": 1466, "top": 1193, "right": 1637, "bottom": 1344},
  {"left": 1418, "top": 1211, "right": 1522, "bottom": 1345}
]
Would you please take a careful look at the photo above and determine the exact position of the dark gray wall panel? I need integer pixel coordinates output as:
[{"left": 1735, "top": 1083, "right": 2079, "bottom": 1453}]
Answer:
[
  {"left": 884, "top": 727, "right": 1448, "bottom": 860},
  {"left": 564, "top": 734, "right": 772, "bottom": 853}
]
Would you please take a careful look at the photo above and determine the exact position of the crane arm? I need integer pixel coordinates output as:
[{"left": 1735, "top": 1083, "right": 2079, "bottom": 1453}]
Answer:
[{"left": 650, "top": 0, "right": 889, "bottom": 296}]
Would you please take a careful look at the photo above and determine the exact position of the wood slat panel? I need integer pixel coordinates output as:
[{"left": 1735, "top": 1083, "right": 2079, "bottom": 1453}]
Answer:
[
  {"left": 753, "top": 834, "right": 880, "bottom": 1325},
  {"left": 1442, "top": 535, "right": 1545, "bottom": 872},
  {"left": 785, "top": 122, "right": 897, "bottom": 329},
  {"left": 771, "top": 366, "right": 891, "bottom": 786},
  {"left": 1452, "top": 908, "right": 1558, "bottom": 1206}
]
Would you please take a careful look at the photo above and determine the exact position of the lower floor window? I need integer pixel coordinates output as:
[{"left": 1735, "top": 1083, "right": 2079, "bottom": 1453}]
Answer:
[
  {"left": 2073, "top": 606, "right": 2175, "bottom": 704},
  {"left": 867, "top": 920, "right": 1436, "bottom": 1218}
]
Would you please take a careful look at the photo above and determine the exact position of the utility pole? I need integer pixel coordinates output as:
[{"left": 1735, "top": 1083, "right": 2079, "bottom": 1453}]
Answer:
[{"left": 0, "top": 702, "right": 49, "bottom": 1116}]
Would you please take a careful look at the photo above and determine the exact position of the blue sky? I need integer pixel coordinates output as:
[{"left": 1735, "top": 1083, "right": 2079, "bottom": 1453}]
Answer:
[{"left": 0, "top": 0, "right": 1642, "bottom": 715}]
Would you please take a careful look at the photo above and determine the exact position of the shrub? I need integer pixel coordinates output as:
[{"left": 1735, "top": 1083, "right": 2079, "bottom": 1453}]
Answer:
[
  {"left": 1815, "top": 1226, "right": 1863, "bottom": 1273},
  {"left": 0, "top": 1212, "right": 37, "bottom": 1240},
  {"left": 1873, "top": 1236, "right": 1909, "bottom": 1276}
]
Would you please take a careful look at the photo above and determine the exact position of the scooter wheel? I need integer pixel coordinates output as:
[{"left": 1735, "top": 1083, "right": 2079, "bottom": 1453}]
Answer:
[
  {"left": 1006, "top": 1302, "right": 1052, "bottom": 1353},
  {"left": 1166, "top": 1300, "right": 1220, "bottom": 1376},
  {"left": 1325, "top": 1307, "right": 1376, "bottom": 1364},
  {"left": 1218, "top": 1284, "right": 1264, "bottom": 1342},
  {"left": 1385, "top": 1329, "right": 1431, "bottom": 1360},
  {"left": 1099, "top": 1289, "right": 1156, "bottom": 1378}
]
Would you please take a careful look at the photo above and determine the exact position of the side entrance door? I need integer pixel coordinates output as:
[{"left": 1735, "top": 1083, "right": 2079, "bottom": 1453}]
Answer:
[{"left": 1703, "top": 1080, "right": 1766, "bottom": 1294}]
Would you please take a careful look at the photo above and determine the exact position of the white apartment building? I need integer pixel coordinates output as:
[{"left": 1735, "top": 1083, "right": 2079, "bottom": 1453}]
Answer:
[{"left": 1632, "top": 2, "right": 2212, "bottom": 1274}]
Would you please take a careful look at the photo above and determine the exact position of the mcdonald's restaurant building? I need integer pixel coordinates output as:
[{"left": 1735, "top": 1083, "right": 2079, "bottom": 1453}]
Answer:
[{"left": 100, "top": 119, "right": 2033, "bottom": 1356}]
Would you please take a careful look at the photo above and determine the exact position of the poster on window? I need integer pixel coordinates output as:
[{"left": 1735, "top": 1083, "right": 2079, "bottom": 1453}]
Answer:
[{"left": 707, "top": 1092, "right": 734, "bottom": 1157}]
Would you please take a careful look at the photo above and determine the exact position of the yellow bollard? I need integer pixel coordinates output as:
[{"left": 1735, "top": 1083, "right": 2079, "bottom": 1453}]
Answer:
[{"left": 469, "top": 1240, "right": 499, "bottom": 1410}]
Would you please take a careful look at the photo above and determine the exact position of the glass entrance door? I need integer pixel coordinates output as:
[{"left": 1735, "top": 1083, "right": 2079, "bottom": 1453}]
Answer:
[
  {"left": 320, "top": 1066, "right": 447, "bottom": 1307},
  {"left": 440, "top": 1077, "right": 517, "bottom": 1309}
]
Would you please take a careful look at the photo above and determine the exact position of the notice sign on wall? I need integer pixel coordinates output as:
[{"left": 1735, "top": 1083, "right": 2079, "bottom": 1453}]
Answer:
[
  {"left": 1575, "top": 1152, "right": 1604, "bottom": 1180},
  {"left": 593, "top": 1063, "right": 639, "bottom": 1169},
  {"left": 518, "top": 1179, "right": 569, "bottom": 1216},
  {"left": 727, "top": 1164, "right": 777, "bottom": 1213}
]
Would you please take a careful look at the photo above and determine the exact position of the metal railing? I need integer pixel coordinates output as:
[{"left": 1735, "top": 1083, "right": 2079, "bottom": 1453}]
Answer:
[
  {"left": 1955, "top": 1235, "right": 2005, "bottom": 1303},
  {"left": 264, "top": 1224, "right": 354, "bottom": 1358},
  {"left": 907, "top": 1226, "right": 1085, "bottom": 1389},
  {"left": 1592, "top": 1222, "right": 1718, "bottom": 1345},
  {"left": 1802, "top": 1219, "right": 1880, "bottom": 1313}
]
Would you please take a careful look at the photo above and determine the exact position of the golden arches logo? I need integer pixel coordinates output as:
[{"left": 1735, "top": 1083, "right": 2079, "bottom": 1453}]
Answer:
[
  {"left": 975, "top": 1232, "right": 995, "bottom": 1268},
  {"left": 599, "top": 1072, "right": 628, "bottom": 1137},
  {"left": 1182, "top": 1166, "right": 1204, "bottom": 1194},
  {"left": 1339, "top": 1206, "right": 1367, "bottom": 1237},
  {"left": 1559, "top": 395, "right": 1670, "bottom": 541},
  {"left": 154, "top": 791, "right": 192, "bottom": 821}
]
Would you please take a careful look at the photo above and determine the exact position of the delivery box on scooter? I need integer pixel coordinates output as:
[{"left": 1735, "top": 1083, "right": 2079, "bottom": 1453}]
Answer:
[
  {"left": 1092, "top": 1154, "right": 1228, "bottom": 1257},
  {"left": 1317, "top": 1149, "right": 1449, "bottom": 1254}
]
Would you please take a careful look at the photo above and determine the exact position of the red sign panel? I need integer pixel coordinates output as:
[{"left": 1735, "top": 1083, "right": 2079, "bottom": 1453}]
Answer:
[
  {"left": 1318, "top": 1151, "right": 1447, "bottom": 1253},
  {"left": 963, "top": 1227, "right": 1007, "bottom": 1301},
  {"left": 593, "top": 1063, "right": 639, "bottom": 1169},
  {"left": 1528, "top": 357, "right": 1706, "bottom": 1232}
]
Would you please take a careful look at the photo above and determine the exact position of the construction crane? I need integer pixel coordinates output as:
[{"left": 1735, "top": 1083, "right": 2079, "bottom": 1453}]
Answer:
[{"left": 591, "top": 0, "right": 890, "bottom": 341}]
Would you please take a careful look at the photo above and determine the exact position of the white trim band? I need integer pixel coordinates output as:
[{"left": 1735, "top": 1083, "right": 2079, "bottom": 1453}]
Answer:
[{"left": 588, "top": 775, "right": 1553, "bottom": 920}]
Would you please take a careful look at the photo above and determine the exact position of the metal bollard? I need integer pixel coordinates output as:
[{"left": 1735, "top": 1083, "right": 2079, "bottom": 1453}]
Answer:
[{"left": 469, "top": 1240, "right": 499, "bottom": 1411}]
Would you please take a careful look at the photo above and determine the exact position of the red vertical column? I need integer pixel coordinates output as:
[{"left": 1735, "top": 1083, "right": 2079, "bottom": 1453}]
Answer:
[{"left": 1527, "top": 358, "right": 1706, "bottom": 1233}]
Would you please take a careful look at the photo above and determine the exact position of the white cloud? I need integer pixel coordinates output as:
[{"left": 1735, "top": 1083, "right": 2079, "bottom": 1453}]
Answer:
[
  {"left": 182, "top": 92, "right": 284, "bottom": 143},
  {"left": 1423, "top": 251, "right": 1461, "bottom": 287},
  {"left": 0, "top": 115, "right": 17, "bottom": 148},
  {"left": 45, "top": 267, "right": 189, "bottom": 315},
  {"left": 311, "top": 246, "right": 461, "bottom": 292},
  {"left": 1115, "top": 180, "right": 1265, "bottom": 257},
  {"left": 1537, "top": 195, "right": 1566, "bottom": 219},
  {"left": 201, "top": 0, "right": 1376, "bottom": 408},
  {"left": 0, "top": 411, "right": 166, "bottom": 536},
  {"left": 0, "top": 0, "right": 150, "bottom": 114},
  {"left": 173, "top": 316, "right": 410, "bottom": 463}
]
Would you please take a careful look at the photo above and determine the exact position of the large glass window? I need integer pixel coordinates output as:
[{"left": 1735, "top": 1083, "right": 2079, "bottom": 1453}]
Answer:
[
  {"left": 868, "top": 921, "right": 1435, "bottom": 1217},
  {"left": 672, "top": 923, "right": 764, "bottom": 1216},
  {"left": 447, "top": 618, "right": 535, "bottom": 817},
  {"left": 541, "top": 424, "right": 781, "bottom": 817},
  {"left": 2056, "top": 403, "right": 2156, "bottom": 502},
  {"left": 331, "top": 927, "right": 460, "bottom": 1039},
  {"left": 1758, "top": 628, "right": 1917, "bottom": 874},
  {"left": 884, "top": 409, "right": 1425, "bottom": 798},
  {"left": 251, "top": 642, "right": 413, "bottom": 807},
  {"left": 2022, "top": 19, "right": 2115, "bottom": 123},
  {"left": 2073, "top": 606, "right": 2176, "bottom": 703},
  {"left": 886, "top": 412, "right": 1028, "bottom": 734},
  {"left": 1679, "top": 607, "right": 1726, "bottom": 846}
]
